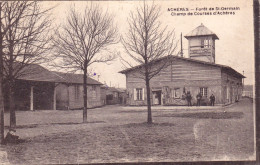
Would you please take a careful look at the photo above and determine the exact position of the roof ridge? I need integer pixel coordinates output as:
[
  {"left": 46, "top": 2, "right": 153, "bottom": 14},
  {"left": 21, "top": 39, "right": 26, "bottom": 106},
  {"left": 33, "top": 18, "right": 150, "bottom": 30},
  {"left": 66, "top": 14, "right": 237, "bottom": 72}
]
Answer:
[
  {"left": 53, "top": 71, "right": 84, "bottom": 76},
  {"left": 184, "top": 23, "right": 219, "bottom": 39},
  {"left": 51, "top": 71, "right": 68, "bottom": 82},
  {"left": 119, "top": 55, "right": 245, "bottom": 78},
  {"left": 52, "top": 71, "right": 102, "bottom": 85}
]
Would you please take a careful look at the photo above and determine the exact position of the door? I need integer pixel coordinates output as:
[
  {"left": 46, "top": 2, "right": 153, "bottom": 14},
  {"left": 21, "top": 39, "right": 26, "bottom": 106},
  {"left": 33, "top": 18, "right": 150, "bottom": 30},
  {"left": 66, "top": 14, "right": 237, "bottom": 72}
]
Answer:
[{"left": 152, "top": 91, "right": 161, "bottom": 105}]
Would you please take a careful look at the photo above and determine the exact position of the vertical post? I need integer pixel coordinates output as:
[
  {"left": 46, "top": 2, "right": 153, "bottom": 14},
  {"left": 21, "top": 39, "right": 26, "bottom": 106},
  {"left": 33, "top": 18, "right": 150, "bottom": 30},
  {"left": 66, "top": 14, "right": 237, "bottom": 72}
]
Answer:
[
  {"left": 242, "top": 71, "right": 244, "bottom": 85},
  {"left": 180, "top": 33, "right": 183, "bottom": 57},
  {"left": 53, "top": 84, "right": 56, "bottom": 110},
  {"left": 242, "top": 70, "right": 244, "bottom": 94},
  {"left": 253, "top": 1, "right": 259, "bottom": 162},
  {"left": 30, "top": 86, "right": 34, "bottom": 111},
  {"left": 188, "top": 35, "right": 190, "bottom": 58}
]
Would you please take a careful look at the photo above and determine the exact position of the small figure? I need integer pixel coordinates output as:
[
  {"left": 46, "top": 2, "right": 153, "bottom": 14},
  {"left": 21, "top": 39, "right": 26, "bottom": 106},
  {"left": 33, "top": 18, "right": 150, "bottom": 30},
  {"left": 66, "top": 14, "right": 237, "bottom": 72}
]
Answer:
[
  {"left": 5, "top": 129, "right": 19, "bottom": 144},
  {"left": 182, "top": 91, "right": 186, "bottom": 100},
  {"left": 186, "top": 91, "right": 192, "bottom": 107},
  {"left": 196, "top": 92, "right": 202, "bottom": 106},
  {"left": 210, "top": 94, "right": 215, "bottom": 106}
]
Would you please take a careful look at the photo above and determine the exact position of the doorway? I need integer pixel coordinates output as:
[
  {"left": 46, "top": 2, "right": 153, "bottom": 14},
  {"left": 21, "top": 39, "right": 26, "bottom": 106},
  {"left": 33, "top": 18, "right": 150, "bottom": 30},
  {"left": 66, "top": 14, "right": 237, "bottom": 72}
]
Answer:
[{"left": 152, "top": 91, "right": 161, "bottom": 105}]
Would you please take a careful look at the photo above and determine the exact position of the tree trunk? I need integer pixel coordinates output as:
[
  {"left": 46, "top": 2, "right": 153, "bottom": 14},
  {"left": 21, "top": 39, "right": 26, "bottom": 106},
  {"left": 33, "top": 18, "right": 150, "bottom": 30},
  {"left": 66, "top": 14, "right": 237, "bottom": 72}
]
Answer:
[
  {"left": 0, "top": 3, "right": 5, "bottom": 144},
  {"left": 0, "top": 77, "right": 4, "bottom": 144},
  {"left": 8, "top": 36, "right": 16, "bottom": 129},
  {"left": 83, "top": 68, "right": 88, "bottom": 123},
  {"left": 145, "top": 72, "right": 152, "bottom": 124},
  {"left": 8, "top": 81, "right": 16, "bottom": 130}
]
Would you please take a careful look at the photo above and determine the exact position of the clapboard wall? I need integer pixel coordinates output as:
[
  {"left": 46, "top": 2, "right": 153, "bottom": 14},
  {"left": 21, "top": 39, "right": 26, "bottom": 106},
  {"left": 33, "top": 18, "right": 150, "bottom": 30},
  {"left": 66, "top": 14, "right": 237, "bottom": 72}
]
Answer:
[{"left": 125, "top": 57, "right": 224, "bottom": 105}]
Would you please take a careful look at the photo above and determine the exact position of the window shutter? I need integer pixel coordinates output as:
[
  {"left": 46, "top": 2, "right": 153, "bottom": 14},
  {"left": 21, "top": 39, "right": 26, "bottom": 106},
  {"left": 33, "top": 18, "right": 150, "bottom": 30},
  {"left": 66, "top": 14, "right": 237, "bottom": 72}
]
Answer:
[
  {"left": 134, "top": 88, "right": 137, "bottom": 100},
  {"left": 142, "top": 88, "right": 145, "bottom": 100}
]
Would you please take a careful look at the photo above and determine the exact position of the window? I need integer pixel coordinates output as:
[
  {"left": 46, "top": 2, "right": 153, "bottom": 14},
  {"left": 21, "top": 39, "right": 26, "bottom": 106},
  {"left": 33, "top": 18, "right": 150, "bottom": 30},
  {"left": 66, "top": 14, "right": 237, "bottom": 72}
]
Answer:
[
  {"left": 172, "top": 88, "right": 180, "bottom": 98},
  {"left": 226, "top": 87, "right": 229, "bottom": 100},
  {"left": 88, "top": 85, "right": 96, "bottom": 98},
  {"left": 75, "top": 85, "right": 80, "bottom": 99},
  {"left": 114, "top": 92, "right": 118, "bottom": 99},
  {"left": 201, "top": 39, "right": 211, "bottom": 48},
  {"left": 204, "top": 39, "right": 211, "bottom": 48},
  {"left": 92, "top": 90, "right": 97, "bottom": 99},
  {"left": 200, "top": 87, "right": 208, "bottom": 97},
  {"left": 134, "top": 88, "right": 144, "bottom": 100}
]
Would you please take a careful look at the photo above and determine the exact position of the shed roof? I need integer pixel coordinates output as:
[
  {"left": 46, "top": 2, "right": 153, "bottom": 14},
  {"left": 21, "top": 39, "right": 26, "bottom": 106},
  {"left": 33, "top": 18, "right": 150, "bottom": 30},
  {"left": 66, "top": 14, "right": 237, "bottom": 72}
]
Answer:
[
  {"left": 16, "top": 64, "right": 102, "bottom": 85},
  {"left": 17, "top": 64, "right": 64, "bottom": 82},
  {"left": 107, "top": 87, "right": 126, "bottom": 93},
  {"left": 101, "top": 86, "right": 126, "bottom": 92},
  {"left": 53, "top": 72, "right": 102, "bottom": 85},
  {"left": 119, "top": 55, "right": 245, "bottom": 79},
  {"left": 184, "top": 23, "right": 219, "bottom": 40}
]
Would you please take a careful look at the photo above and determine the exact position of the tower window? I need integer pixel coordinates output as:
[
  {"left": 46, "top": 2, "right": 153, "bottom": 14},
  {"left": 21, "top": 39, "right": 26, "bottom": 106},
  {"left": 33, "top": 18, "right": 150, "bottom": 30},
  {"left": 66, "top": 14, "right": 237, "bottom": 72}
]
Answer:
[{"left": 201, "top": 39, "right": 211, "bottom": 48}]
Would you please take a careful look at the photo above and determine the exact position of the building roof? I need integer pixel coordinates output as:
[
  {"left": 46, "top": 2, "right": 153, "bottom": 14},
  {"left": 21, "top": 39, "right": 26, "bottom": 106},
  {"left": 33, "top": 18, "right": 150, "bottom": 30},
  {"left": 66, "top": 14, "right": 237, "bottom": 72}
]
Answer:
[
  {"left": 106, "top": 87, "right": 120, "bottom": 92},
  {"left": 119, "top": 55, "right": 245, "bottom": 79},
  {"left": 17, "top": 64, "right": 102, "bottom": 85},
  {"left": 116, "top": 88, "right": 127, "bottom": 93},
  {"left": 184, "top": 23, "right": 219, "bottom": 40},
  {"left": 53, "top": 72, "right": 102, "bottom": 85},
  {"left": 101, "top": 86, "right": 126, "bottom": 93},
  {"left": 17, "top": 64, "right": 64, "bottom": 82}
]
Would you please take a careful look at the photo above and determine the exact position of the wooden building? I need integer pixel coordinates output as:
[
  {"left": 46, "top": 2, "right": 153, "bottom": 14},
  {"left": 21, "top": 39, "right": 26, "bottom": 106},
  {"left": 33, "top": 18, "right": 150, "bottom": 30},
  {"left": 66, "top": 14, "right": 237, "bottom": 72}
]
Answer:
[
  {"left": 102, "top": 87, "right": 127, "bottom": 105},
  {"left": 54, "top": 72, "right": 104, "bottom": 109},
  {"left": 104, "top": 87, "right": 120, "bottom": 105},
  {"left": 119, "top": 24, "right": 245, "bottom": 106},
  {"left": 8, "top": 64, "right": 62, "bottom": 110},
  {"left": 100, "top": 86, "right": 127, "bottom": 105},
  {"left": 7, "top": 64, "right": 104, "bottom": 110}
]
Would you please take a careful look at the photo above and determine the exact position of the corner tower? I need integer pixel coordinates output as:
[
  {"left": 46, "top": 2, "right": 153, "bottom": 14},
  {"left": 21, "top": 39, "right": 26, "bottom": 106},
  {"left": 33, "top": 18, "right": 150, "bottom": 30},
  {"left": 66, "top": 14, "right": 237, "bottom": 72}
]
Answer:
[{"left": 184, "top": 23, "right": 219, "bottom": 63}]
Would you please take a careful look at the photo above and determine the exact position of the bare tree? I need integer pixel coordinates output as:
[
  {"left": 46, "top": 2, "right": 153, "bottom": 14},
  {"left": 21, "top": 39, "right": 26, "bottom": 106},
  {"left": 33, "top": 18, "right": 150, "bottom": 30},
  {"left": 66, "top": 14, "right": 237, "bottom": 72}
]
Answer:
[
  {"left": 121, "top": 2, "right": 177, "bottom": 124},
  {"left": 52, "top": 4, "right": 118, "bottom": 123},
  {"left": 0, "top": 2, "right": 6, "bottom": 144},
  {"left": 0, "top": 1, "right": 34, "bottom": 143},
  {"left": 1, "top": 1, "right": 53, "bottom": 130}
]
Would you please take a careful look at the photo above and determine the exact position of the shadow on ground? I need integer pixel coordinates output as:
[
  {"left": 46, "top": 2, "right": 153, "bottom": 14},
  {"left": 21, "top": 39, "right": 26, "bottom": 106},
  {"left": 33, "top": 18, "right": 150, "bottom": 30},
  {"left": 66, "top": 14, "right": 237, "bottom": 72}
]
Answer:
[
  {"left": 155, "top": 112, "right": 244, "bottom": 119},
  {"left": 122, "top": 122, "right": 175, "bottom": 128},
  {"left": 118, "top": 110, "right": 146, "bottom": 113},
  {"left": 4, "top": 121, "right": 105, "bottom": 129}
]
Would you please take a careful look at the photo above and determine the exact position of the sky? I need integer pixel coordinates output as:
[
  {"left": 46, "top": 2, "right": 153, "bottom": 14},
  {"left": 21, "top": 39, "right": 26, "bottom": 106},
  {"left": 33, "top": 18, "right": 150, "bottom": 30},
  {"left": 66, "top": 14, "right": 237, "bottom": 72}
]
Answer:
[{"left": 43, "top": 0, "right": 254, "bottom": 88}]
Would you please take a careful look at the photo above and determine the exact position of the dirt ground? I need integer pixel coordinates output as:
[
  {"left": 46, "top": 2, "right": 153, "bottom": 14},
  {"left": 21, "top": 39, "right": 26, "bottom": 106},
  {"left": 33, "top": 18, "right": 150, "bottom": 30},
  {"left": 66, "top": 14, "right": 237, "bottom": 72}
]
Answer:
[{"left": 0, "top": 98, "right": 255, "bottom": 164}]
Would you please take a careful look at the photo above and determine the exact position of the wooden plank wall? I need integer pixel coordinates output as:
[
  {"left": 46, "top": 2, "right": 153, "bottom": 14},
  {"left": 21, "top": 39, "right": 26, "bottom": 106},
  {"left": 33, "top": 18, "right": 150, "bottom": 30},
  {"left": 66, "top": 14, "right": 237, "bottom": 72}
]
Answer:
[
  {"left": 125, "top": 58, "right": 224, "bottom": 105},
  {"left": 56, "top": 84, "right": 103, "bottom": 109},
  {"left": 151, "top": 58, "right": 221, "bottom": 83},
  {"left": 126, "top": 58, "right": 222, "bottom": 89}
]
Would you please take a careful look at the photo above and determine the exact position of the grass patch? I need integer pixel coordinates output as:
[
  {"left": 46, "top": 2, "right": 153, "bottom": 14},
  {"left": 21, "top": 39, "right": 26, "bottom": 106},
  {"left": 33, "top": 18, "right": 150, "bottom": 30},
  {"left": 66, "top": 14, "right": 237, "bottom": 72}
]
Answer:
[{"left": 1, "top": 99, "right": 254, "bottom": 164}]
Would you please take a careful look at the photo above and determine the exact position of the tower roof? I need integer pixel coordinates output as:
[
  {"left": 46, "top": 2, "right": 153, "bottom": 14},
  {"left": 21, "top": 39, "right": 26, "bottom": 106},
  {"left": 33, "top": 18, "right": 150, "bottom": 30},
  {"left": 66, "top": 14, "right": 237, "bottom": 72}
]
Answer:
[{"left": 184, "top": 23, "right": 219, "bottom": 40}]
